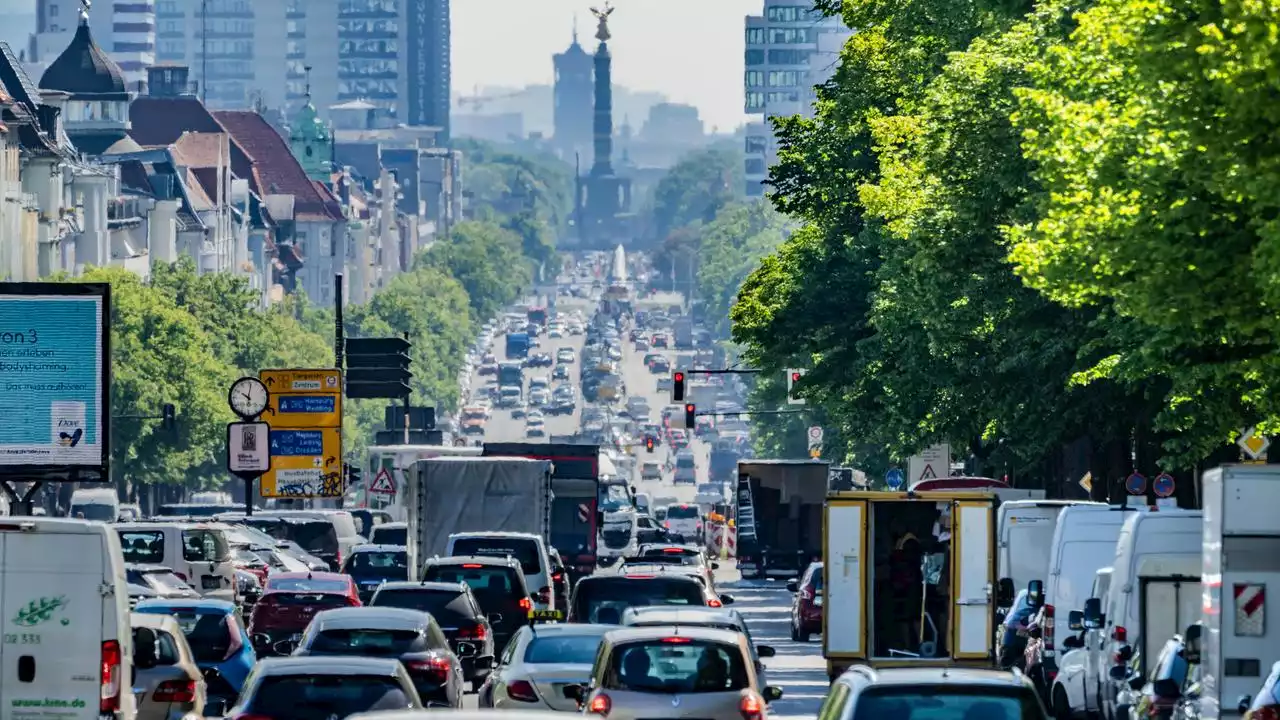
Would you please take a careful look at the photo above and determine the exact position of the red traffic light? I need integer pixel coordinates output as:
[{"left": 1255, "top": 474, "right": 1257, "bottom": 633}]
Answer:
[
  {"left": 791, "top": 372, "right": 802, "bottom": 382},
  {"left": 685, "top": 403, "right": 695, "bottom": 413},
  {"left": 644, "top": 436, "right": 656, "bottom": 452},
  {"left": 674, "top": 372, "right": 685, "bottom": 382}
]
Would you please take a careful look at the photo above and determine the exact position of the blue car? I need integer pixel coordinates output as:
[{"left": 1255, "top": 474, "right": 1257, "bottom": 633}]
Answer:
[{"left": 133, "top": 598, "right": 256, "bottom": 711}]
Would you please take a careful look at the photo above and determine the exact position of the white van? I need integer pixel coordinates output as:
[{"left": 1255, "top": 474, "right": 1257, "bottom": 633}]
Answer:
[
  {"left": 998, "top": 500, "right": 1103, "bottom": 595},
  {"left": 114, "top": 522, "right": 238, "bottom": 603},
  {"left": 445, "top": 531, "right": 557, "bottom": 611},
  {"left": 1094, "top": 510, "right": 1202, "bottom": 720},
  {"left": 1053, "top": 566, "right": 1113, "bottom": 717},
  {"left": 69, "top": 487, "right": 119, "bottom": 522},
  {"left": 0, "top": 518, "right": 134, "bottom": 720}
]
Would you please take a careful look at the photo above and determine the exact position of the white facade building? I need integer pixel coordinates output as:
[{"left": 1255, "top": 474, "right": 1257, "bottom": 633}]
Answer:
[{"left": 743, "top": 1, "right": 850, "bottom": 197}]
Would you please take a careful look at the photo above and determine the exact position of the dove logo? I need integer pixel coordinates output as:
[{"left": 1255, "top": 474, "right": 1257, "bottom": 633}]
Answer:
[{"left": 50, "top": 402, "right": 86, "bottom": 449}]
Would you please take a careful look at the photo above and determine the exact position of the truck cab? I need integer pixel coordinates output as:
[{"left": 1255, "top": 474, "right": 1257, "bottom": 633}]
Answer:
[{"left": 823, "top": 490, "right": 997, "bottom": 680}]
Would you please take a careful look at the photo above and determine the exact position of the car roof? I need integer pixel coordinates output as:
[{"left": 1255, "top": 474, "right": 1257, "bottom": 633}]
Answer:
[
  {"left": 135, "top": 598, "right": 236, "bottom": 613},
  {"left": 603, "top": 625, "right": 744, "bottom": 645},
  {"left": 529, "top": 623, "right": 615, "bottom": 639},
  {"left": 131, "top": 613, "right": 184, "bottom": 632},
  {"left": 311, "top": 607, "right": 433, "bottom": 630},
  {"left": 350, "top": 544, "right": 407, "bottom": 553},
  {"left": 840, "top": 666, "right": 1034, "bottom": 688},
  {"left": 620, "top": 563, "right": 702, "bottom": 577},
  {"left": 374, "top": 522, "right": 408, "bottom": 530},
  {"left": 620, "top": 607, "right": 742, "bottom": 627},
  {"left": 271, "top": 571, "right": 349, "bottom": 582},
  {"left": 450, "top": 530, "right": 542, "bottom": 541},
  {"left": 255, "top": 656, "right": 406, "bottom": 677},
  {"left": 426, "top": 554, "right": 520, "bottom": 568},
  {"left": 580, "top": 571, "right": 702, "bottom": 585},
  {"left": 125, "top": 563, "right": 176, "bottom": 573},
  {"left": 376, "top": 581, "right": 468, "bottom": 594}
]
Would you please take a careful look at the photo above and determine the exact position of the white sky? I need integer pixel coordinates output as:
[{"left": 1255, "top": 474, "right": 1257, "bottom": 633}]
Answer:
[{"left": 453, "top": 0, "right": 763, "bottom": 132}]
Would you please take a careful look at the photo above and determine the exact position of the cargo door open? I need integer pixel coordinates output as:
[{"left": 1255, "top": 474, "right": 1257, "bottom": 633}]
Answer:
[
  {"left": 825, "top": 499, "right": 867, "bottom": 660},
  {"left": 952, "top": 499, "right": 995, "bottom": 660}
]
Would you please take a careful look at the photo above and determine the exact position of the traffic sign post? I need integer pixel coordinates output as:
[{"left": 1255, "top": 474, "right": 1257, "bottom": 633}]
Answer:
[
  {"left": 1153, "top": 472, "right": 1175, "bottom": 498},
  {"left": 1239, "top": 427, "right": 1271, "bottom": 462},
  {"left": 226, "top": 421, "right": 270, "bottom": 514},
  {"left": 1125, "top": 471, "right": 1148, "bottom": 496},
  {"left": 807, "top": 426, "right": 823, "bottom": 459},
  {"left": 886, "top": 468, "right": 905, "bottom": 490},
  {"left": 259, "top": 369, "right": 344, "bottom": 499},
  {"left": 368, "top": 468, "right": 396, "bottom": 496}
]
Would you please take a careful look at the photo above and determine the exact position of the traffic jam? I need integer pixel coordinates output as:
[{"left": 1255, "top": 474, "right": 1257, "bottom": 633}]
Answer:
[{"left": 3, "top": 249, "right": 1278, "bottom": 720}]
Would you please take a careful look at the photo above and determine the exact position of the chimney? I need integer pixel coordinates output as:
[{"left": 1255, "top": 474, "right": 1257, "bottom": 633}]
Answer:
[{"left": 147, "top": 66, "right": 193, "bottom": 98}]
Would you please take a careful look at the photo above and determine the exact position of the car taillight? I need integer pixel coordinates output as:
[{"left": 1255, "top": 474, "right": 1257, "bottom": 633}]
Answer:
[
  {"left": 552, "top": 572, "right": 563, "bottom": 582},
  {"left": 507, "top": 679, "right": 539, "bottom": 702},
  {"left": 708, "top": 598, "right": 723, "bottom": 607},
  {"left": 405, "top": 657, "right": 452, "bottom": 680},
  {"left": 519, "top": 597, "right": 533, "bottom": 612},
  {"left": 801, "top": 587, "right": 814, "bottom": 601},
  {"left": 664, "top": 521, "right": 670, "bottom": 529},
  {"left": 1251, "top": 705, "right": 1280, "bottom": 720},
  {"left": 588, "top": 693, "right": 611, "bottom": 715},
  {"left": 458, "top": 623, "right": 487, "bottom": 640},
  {"left": 740, "top": 693, "right": 764, "bottom": 720},
  {"left": 1043, "top": 605, "right": 1055, "bottom": 652},
  {"left": 1113, "top": 625, "right": 1127, "bottom": 643},
  {"left": 152, "top": 679, "right": 196, "bottom": 703},
  {"left": 100, "top": 640, "right": 121, "bottom": 713}
]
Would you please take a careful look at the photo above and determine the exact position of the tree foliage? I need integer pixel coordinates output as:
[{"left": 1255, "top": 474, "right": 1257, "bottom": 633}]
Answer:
[{"left": 417, "top": 220, "right": 532, "bottom": 322}]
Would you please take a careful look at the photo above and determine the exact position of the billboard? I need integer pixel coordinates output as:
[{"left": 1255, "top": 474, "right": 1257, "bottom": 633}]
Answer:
[{"left": 0, "top": 283, "right": 110, "bottom": 477}]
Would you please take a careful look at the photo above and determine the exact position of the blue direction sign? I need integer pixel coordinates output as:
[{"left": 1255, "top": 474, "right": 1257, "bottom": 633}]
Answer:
[
  {"left": 886, "top": 468, "right": 905, "bottom": 490},
  {"left": 279, "top": 396, "right": 337, "bottom": 414},
  {"left": 1153, "top": 472, "right": 1175, "bottom": 498},
  {"left": 1125, "top": 472, "right": 1148, "bottom": 495},
  {"left": 270, "top": 430, "right": 325, "bottom": 456}
]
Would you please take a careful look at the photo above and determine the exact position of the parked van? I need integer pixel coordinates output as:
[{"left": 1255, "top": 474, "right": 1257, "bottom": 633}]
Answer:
[
  {"left": 267, "top": 510, "right": 365, "bottom": 570},
  {"left": 998, "top": 500, "right": 1103, "bottom": 598},
  {"left": 1053, "top": 566, "right": 1114, "bottom": 718},
  {"left": 0, "top": 517, "right": 134, "bottom": 720},
  {"left": 115, "top": 522, "right": 238, "bottom": 603},
  {"left": 445, "top": 531, "right": 557, "bottom": 610},
  {"left": 1089, "top": 509, "right": 1202, "bottom": 720},
  {"left": 69, "top": 486, "right": 119, "bottom": 522}
]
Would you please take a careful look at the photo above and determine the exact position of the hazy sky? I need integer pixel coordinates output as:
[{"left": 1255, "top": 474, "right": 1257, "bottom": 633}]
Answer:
[{"left": 453, "top": 0, "right": 762, "bottom": 132}]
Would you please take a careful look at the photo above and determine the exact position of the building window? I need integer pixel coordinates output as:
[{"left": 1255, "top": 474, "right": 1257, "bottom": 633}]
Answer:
[
  {"left": 49, "top": 4, "right": 58, "bottom": 16},
  {"left": 745, "top": 136, "right": 767, "bottom": 155},
  {"left": 745, "top": 49, "right": 764, "bottom": 66},
  {"left": 745, "top": 27, "right": 765, "bottom": 45},
  {"left": 745, "top": 92, "right": 765, "bottom": 111},
  {"left": 770, "top": 27, "right": 812, "bottom": 44},
  {"left": 745, "top": 158, "right": 767, "bottom": 175},
  {"left": 766, "top": 91, "right": 801, "bottom": 104},
  {"left": 745, "top": 182, "right": 766, "bottom": 197},
  {"left": 768, "top": 48, "right": 812, "bottom": 65},
  {"left": 768, "top": 70, "right": 801, "bottom": 87},
  {"left": 765, "top": 5, "right": 809, "bottom": 22},
  {"left": 745, "top": 70, "right": 765, "bottom": 88}
]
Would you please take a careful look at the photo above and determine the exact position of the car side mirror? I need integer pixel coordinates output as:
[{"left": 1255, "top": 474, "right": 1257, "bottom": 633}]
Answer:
[
  {"left": 563, "top": 684, "right": 585, "bottom": 702},
  {"left": 757, "top": 645, "right": 776, "bottom": 658},
  {"left": 1109, "top": 665, "right": 1129, "bottom": 681},
  {"left": 786, "top": 580, "right": 799, "bottom": 594},
  {"left": 764, "top": 686, "right": 784, "bottom": 702},
  {"left": 997, "top": 577, "right": 1015, "bottom": 607},
  {"left": 272, "top": 639, "right": 298, "bottom": 655},
  {"left": 1062, "top": 635, "right": 1083, "bottom": 650},
  {"left": 720, "top": 594, "right": 734, "bottom": 605},
  {"left": 712, "top": 562, "right": 720, "bottom": 570},
  {"left": 1026, "top": 579, "right": 1044, "bottom": 608},
  {"left": 132, "top": 627, "right": 158, "bottom": 670},
  {"left": 1238, "top": 695, "right": 1253, "bottom": 714},
  {"left": 1068, "top": 610, "right": 1084, "bottom": 631},
  {"left": 1083, "top": 597, "right": 1103, "bottom": 628},
  {"left": 488, "top": 612, "right": 504, "bottom": 624}
]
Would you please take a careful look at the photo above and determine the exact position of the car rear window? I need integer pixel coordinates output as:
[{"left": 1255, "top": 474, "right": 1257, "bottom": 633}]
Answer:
[
  {"left": 423, "top": 565, "right": 524, "bottom": 598},
  {"left": 157, "top": 609, "right": 235, "bottom": 665},
  {"left": 666, "top": 505, "right": 699, "bottom": 520},
  {"left": 264, "top": 592, "right": 351, "bottom": 608},
  {"left": 345, "top": 550, "right": 408, "bottom": 579},
  {"left": 182, "top": 529, "right": 229, "bottom": 562},
  {"left": 676, "top": 457, "right": 695, "bottom": 469},
  {"left": 251, "top": 675, "right": 409, "bottom": 719},
  {"left": 268, "top": 577, "right": 350, "bottom": 593},
  {"left": 854, "top": 688, "right": 1045, "bottom": 720},
  {"left": 370, "top": 526, "right": 407, "bottom": 546},
  {"left": 285, "top": 522, "right": 340, "bottom": 556},
  {"left": 525, "top": 634, "right": 605, "bottom": 665},
  {"left": 370, "top": 589, "right": 476, "bottom": 626},
  {"left": 574, "top": 578, "right": 704, "bottom": 623},
  {"left": 604, "top": 639, "right": 749, "bottom": 693},
  {"left": 450, "top": 537, "right": 543, "bottom": 574},
  {"left": 120, "top": 531, "right": 164, "bottom": 563},
  {"left": 310, "top": 628, "right": 423, "bottom": 655}
]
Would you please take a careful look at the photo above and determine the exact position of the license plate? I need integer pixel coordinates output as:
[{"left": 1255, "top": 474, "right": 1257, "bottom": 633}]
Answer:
[{"left": 201, "top": 576, "right": 221, "bottom": 590}]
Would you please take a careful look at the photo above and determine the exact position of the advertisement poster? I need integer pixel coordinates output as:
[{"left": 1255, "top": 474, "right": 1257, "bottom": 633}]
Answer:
[{"left": 0, "top": 284, "right": 109, "bottom": 473}]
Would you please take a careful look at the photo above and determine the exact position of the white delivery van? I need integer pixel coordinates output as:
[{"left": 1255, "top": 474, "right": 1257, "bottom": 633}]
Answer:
[
  {"left": 998, "top": 500, "right": 1103, "bottom": 599},
  {"left": 114, "top": 522, "right": 238, "bottom": 603},
  {"left": 0, "top": 517, "right": 134, "bottom": 720},
  {"left": 446, "top": 531, "right": 557, "bottom": 611},
  {"left": 68, "top": 487, "right": 119, "bottom": 523},
  {"left": 1094, "top": 509, "right": 1202, "bottom": 720}
]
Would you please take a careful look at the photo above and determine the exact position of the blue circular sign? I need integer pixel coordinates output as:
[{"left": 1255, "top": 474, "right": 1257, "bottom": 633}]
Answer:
[
  {"left": 1125, "top": 472, "right": 1148, "bottom": 495},
  {"left": 886, "top": 468, "right": 905, "bottom": 490},
  {"left": 1153, "top": 472, "right": 1175, "bottom": 498}
]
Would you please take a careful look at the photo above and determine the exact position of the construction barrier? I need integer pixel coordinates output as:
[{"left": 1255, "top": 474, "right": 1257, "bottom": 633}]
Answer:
[{"left": 710, "top": 522, "right": 737, "bottom": 559}]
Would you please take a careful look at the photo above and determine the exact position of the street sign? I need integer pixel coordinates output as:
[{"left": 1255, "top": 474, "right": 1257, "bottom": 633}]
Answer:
[
  {"left": 808, "top": 426, "right": 824, "bottom": 443},
  {"left": 259, "top": 368, "right": 343, "bottom": 499},
  {"left": 1153, "top": 472, "right": 1175, "bottom": 498},
  {"left": 1078, "top": 471, "right": 1093, "bottom": 495},
  {"left": 1125, "top": 471, "right": 1147, "bottom": 495},
  {"left": 908, "top": 444, "right": 951, "bottom": 483},
  {"left": 578, "top": 503, "right": 591, "bottom": 522},
  {"left": 809, "top": 446, "right": 821, "bottom": 458},
  {"left": 1239, "top": 427, "right": 1271, "bottom": 460},
  {"left": 886, "top": 468, "right": 905, "bottom": 490},
  {"left": 368, "top": 468, "right": 396, "bottom": 495},
  {"left": 226, "top": 422, "right": 270, "bottom": 478}
]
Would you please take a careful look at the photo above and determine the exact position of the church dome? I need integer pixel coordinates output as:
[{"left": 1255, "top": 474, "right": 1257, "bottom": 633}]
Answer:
[{"left": 39, "top": 19, "right": 129, "bottom": 98}]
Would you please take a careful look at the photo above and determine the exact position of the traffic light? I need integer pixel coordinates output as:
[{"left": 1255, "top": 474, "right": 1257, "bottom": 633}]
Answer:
[
  {"left": 644, "top": 436, "right": 656, "bottom": 453},
  {"left": 161, "top": 403, "right": 176, "bottom": 431},
  {"left": 684, "top": 403, "right": 697, "bottom": 429},
  {"left": 786, "top": 368, "right": 807, "bottom": 405},
  {"left": 345, "top": 464, "right": 363, "bottom": 489},
  {"left": 672, "top": 371, "right": 686, "bottom": 402},
  {"left": 347, "top": 337, "right": 413, "bottom": 399}
]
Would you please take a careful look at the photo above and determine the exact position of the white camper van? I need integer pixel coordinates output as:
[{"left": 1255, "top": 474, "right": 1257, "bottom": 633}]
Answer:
[{"left": 0, "top": 518, "right": 134, "bottom": 720}]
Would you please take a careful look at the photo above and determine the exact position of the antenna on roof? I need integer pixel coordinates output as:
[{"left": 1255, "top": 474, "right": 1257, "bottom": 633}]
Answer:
[{"left": 79, "top": 0, "right": 90, "bottom": 24}]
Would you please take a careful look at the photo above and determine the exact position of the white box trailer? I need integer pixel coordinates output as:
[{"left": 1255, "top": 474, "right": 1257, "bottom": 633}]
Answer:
[{"left": 1200, "top": 465, "right": 1280, "bottom": 719}]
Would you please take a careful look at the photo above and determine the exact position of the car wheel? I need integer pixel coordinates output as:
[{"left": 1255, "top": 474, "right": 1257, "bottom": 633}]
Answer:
[
  {"left": 790, "top": 619, "right": 800, "bottom": 641},
  {"left": 1053, "top": 685, "right": 1073, "bottom": 720},
  {"left": 797, "top": 625, "right": 811, "bottom": 643}
]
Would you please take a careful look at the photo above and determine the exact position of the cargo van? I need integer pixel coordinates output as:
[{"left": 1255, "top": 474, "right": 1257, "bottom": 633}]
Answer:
[
  {"left": 114, "top": 522, "right": 238, "bottom": 603},
  {"left": 1088, "top": 509, "right": 1202, "bottom": 720},
  {"left": 0, "top": 518, "right": 134, "bottom": 720},
  {"left": 997, "top": 500, "right": 1102, "bottom": 598},
  {"left": 69, "top": 487, "right": 119, "bottom": 522}
]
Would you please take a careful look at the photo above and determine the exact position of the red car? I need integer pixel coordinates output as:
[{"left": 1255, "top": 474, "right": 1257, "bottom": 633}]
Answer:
[
  {"left": 248, "top": 572, "right": 361, "bottom": 655},
  {"left": 787, "top": 562, "right": 823, "bottom": 641}
]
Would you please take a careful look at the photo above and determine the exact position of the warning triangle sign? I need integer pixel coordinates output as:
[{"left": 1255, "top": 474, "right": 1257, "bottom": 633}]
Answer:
[
  {"left": 369, "top": 468, "right": 396, "bottom": 494},
  {"left": 919, "top": 464, "right": 937, "bottom": 481}
]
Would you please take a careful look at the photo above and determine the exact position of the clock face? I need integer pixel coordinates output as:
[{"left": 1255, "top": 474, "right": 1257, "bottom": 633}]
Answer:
[{"left": 230, "top": 378, "right": 269, "bottom": 419}]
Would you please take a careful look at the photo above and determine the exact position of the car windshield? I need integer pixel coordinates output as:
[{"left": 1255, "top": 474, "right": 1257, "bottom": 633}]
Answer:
[
  {"left": 371, "top": 526, "right": 407, "bottom": 545},
  {"left": 310, "top": 628, "right": 421, "bottom": 656},
  {"left": 667, "top": 506, "right": 699, "bottom": 520},
  {"left": 450, "top": 538, "right": 542, "bottom": 575},
  {"left": 604, "top": 639, "right": 749, "bottom": 694},
  {"left": 525, "top": 634, "right": 605, "bottom": 664},
  {"left": 346, "top": 551, "right": 409, "bottom": 579},
  {"left": 854, "top": 688, "right": 1041, "bottom": 720},
  {"left": 576, "top": 578, "right": 704, "bottom": 623},
  {"left": 251, "top": 675, "right": 411, "bottom": 720},
  {"left": 371, "top": 589, "right": 475, "bottom": 625},
  {"left": 269, "top": 577, "right": 349, "bottom": 593}
]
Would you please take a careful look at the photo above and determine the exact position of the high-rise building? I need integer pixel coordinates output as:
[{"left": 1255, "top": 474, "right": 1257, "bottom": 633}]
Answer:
[
  {"left": 150, "top": 0, "right": 450, "bottom": 136},
  {"left": 743, "top": 1, "right": 850, "bottom": 197},
  {"left": 552, "top": 23, "right": 592, "bottom": 162},
  {"left": 31, "top": 0, "right": 156, "bottom": 90}
]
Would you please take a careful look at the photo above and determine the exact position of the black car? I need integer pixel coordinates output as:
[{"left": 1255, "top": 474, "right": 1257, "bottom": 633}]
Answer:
[
  {"left": 567, "top": 573, "right": 709, "bottom": 624},
  {"left": 371, "top": 581, "right": 497, "bottom": 693},
  {"left": 419, "top": 556, "right": 533, "bottom": 660},
  {"left": 340, "top": 544, "right": 410, "bottom": 603},
  {"left": 524, "top": 353, "right": 554, "bottom": 368}
]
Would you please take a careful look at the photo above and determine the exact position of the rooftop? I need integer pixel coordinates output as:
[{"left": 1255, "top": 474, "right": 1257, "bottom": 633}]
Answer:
[{"left": 38, "top": 20, "right": 128, "bottom": 99}]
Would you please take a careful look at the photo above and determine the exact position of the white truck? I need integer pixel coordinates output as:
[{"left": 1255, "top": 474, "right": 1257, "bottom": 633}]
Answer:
[
  {"left": 404, "top": 456, "right": 553, "bottom": 578},
  {"left": 1198, "top": 464, "right": 1280, "bottom": 720}
]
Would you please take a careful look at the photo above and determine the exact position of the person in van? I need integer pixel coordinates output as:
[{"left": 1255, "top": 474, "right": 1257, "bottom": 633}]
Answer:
[{"left": 889, "top": 524, "right": 924, "bottom": 651}]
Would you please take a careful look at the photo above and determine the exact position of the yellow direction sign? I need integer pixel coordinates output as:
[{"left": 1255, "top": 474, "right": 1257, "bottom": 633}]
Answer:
[
  {"left": 1239, "top": 427, "right": 1271, "bottom": 460},
  {"left": 259, "top": 368, "right": 343, "bottom": 499}
]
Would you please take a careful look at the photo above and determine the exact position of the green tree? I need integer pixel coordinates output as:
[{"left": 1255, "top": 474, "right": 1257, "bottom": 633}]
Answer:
[
  {"left": 417, "top": 220, "right": 533, "bottom": 321},
  {"left": 696, "top": 202, "right": 790, "bottom": 339},
  {"left": 649, "top": 147, "right": 743, "bottom": 252}
]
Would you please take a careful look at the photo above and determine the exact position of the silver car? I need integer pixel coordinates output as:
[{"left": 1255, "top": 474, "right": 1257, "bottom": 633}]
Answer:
[
  {"left": 618, "top": 606, "right": 774, "bottom": 690},
  {"left": 480, "top": 623, "right": 613, "bottom": 711}
]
